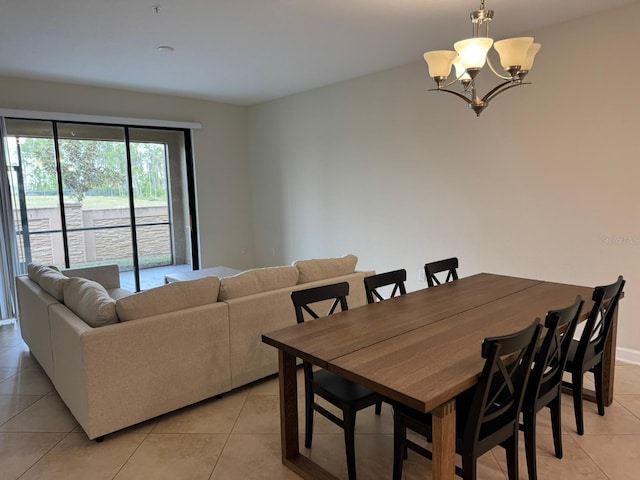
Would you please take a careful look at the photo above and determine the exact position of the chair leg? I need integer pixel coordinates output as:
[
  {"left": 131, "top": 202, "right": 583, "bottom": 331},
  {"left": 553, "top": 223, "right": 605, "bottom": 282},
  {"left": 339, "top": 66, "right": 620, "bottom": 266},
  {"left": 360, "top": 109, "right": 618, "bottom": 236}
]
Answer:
[
  {"left": 392, "top": 410, "right": 405, "bottom": 480},
  {"left": 593, "top": 363, "right": 605, "bottom": 416},
  {"left": 343, "top": 407, "right": 357, "bottom": 480},
  {"left": 503, "top": 434, "right": 519, "bottom": 480},
  {"left": 304, "top": 384, "right": 314, "bottom": 449},
  {"left": 375, "top": 401, "right": 382, "bottom": 415},
  {"left": 461, "top": 453, "right": 477, "bottom": 480},
  {"left": 571, "top": 370, "right": 585, "bottom": 435},
  {"left": 523, "top": 410, "right": 538, "bottom": 480},
  {"left": 549, "top": 396, "right": 563, "bottom": 459}
]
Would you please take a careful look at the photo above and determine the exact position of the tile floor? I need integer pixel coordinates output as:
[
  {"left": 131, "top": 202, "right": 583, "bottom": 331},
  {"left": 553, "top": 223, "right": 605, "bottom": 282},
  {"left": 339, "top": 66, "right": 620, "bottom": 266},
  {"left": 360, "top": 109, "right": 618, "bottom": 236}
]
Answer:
[{"left": 2, "top": 319, "right": 640, "bottom": 479}]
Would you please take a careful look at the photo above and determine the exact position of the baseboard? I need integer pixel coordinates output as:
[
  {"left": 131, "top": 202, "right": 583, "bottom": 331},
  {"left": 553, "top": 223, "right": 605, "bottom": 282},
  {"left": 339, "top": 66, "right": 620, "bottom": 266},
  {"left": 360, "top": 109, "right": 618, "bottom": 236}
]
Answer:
[{"left": 617, "top": 347, "right": 640, "bottom": 366}]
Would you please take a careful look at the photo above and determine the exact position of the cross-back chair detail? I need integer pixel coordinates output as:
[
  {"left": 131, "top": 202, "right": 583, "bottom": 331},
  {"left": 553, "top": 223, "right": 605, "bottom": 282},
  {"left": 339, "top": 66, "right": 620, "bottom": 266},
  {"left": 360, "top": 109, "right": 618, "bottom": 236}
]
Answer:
[
  {"left": 520, "top": 296, "right": 583, "bottom": 480},
  {"left": 393, "top": 320, "right": 542, "bottom": 480},
  {"left": 364, "top": 269, "right": 407, "bottom": 304},
  {"left": 424, "top": 257, "right": 459, "bottom": 287},
  {"left": 562, "top": 275, "right": 625, "bottom": 435}
]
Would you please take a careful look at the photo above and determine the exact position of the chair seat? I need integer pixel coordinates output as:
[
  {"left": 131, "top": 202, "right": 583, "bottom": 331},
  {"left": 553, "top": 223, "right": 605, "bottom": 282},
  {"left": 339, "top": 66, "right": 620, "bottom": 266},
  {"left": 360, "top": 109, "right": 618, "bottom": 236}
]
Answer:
[
  {"left": 313, "top": 369, "right": 379, "bottom": 402},
  {"left": 565, "top": 338, "right": 601, "bottom": 372}
]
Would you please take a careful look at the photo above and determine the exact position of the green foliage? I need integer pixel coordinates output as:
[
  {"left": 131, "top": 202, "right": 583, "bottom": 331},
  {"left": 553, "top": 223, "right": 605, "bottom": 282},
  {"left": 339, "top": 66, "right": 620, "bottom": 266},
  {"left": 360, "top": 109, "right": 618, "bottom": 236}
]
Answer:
[
  {"left": 57, "top": 140, "right": 126, "bottom": 202},
  {"left": 130, "top": 143, "right": 168, "bottom": 201},
  {"left": 15, "top": 137, "right": 168, "bottom": 204}
]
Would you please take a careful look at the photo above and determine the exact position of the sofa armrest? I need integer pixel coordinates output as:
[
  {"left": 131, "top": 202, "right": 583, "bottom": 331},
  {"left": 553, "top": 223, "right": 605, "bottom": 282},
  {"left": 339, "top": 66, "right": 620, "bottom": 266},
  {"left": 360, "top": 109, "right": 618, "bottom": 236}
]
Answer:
[
  {"left": 62, "top": 264, "right": 121, "bottom": 290},
  {"left": 14, "top": 275, "right": 59, "bottom": 379},
  {"left": 49, "top": 301, "right": 231, "bottom": 439}
]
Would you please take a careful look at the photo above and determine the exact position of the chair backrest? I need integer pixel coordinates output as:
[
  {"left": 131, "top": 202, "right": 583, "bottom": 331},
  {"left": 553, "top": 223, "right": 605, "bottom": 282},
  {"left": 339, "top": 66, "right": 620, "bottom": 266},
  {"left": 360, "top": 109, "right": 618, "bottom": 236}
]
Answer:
[
  {"left": 575, "top": 275, "right": 625, "bottom": 365},
  {"left": 291, "top": 282, "right": 349, "bottom": 324},
  {"left": 424, "top": 257, "right": 459, "bottom": 287},
  {"left": 291, "top": 282, "right": 350, "bottom": 381},
  {"left": 463, "top": 320, "right": 542, "bottom": 451},
  {"left": 526, "top": 296, "right": 584, "bottom": 407},
  {"left": 364, "top": 269, "right": 407, "bottom": 304}
]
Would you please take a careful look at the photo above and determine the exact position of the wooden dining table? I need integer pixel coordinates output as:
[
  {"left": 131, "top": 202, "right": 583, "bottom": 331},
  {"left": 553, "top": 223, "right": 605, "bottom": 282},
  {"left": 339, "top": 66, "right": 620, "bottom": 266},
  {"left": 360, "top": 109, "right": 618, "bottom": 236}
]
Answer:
[{"left": 261, "top": 273, "right": 620, "bottom": 480}]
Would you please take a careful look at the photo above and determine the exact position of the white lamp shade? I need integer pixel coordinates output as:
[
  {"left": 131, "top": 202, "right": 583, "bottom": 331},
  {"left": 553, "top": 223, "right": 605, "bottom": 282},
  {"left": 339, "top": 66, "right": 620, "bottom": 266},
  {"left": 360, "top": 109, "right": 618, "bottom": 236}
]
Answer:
[
  {"left": 522, "top": 43, "right": 541, "bottom": 70},
  {"left": 494, "top": 37, "right": 534, "bottom": 69},
  {"left": 454, "top": 37, "right": 493, "bottom": 69},
  {"left": 453, "top": 57, "right": 471, "bottom": 80},
  {"left": 423, "top": 50, "right": 457, "bottom": 78}
]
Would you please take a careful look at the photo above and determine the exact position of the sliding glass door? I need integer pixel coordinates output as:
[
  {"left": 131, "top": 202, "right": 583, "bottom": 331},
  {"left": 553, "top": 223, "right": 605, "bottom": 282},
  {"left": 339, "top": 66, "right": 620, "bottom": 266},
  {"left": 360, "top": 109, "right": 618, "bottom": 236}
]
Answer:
[{"left": 5, "top": 118, "right": 198, "bottom": 291}]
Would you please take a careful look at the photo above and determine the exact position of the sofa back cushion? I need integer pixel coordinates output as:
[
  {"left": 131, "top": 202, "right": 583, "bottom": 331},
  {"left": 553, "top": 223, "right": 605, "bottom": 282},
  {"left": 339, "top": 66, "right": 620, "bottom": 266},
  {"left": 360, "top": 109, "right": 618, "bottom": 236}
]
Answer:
[
  {"left": 27, "top": 263, "right": 67, "bottom": 301},
  {"left": 219, "top": 266, "right": 299, "bottom": 301},
  {"left": 116, "top": 276, "right": 220, "bottom": 322},
  {"left": 63, "top": 277, "right": 118, "bottom": 327},
  {"left": 62, "top": 264, "right": 121, "bottom": 290},
  {"left": 293, "top": 254, "right": 358, "bottom": 284},
  {"left": 27, "top": 262, "right": 58, "bottom": 280}
]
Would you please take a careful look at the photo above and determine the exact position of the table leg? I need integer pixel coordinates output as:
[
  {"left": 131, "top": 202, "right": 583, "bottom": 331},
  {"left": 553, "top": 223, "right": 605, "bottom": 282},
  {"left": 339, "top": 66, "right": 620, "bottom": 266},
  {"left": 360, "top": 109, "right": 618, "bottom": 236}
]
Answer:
[
  {"left": 431, "top": 399, "right": 456, "bottom": 480},
  {"left": 277, "top": 350, "right": 338, "bottom": 480},
  {"left": 278, "top": 350, "right": 299, "bottom": 460}
]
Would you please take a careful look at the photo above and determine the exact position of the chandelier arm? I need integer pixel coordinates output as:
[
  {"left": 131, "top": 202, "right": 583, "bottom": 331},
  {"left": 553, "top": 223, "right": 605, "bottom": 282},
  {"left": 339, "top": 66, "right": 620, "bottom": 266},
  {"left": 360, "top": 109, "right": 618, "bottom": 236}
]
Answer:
[
  {"left": 479, "top": 79, "right": 517, "bottom": 102},
  {"left": 428, "top": 88, "right": 474, "bottom": 105},
  {"left": 486, "top": 57, "right": 512, "bottom": 80},
  {"left": 442, "top": 72, "right": 471, "bottom": 89},
  {"left": 482, "top": 81, "right": 530, "bottom": 103},
  {"left": 443, "top": 78, "right": 460, "bottom": 88}
]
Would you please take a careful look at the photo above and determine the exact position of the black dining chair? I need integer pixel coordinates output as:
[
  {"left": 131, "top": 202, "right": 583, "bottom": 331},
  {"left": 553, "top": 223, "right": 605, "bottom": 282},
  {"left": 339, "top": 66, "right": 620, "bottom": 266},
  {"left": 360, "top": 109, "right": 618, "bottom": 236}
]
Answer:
[
  {"left": 562, "top": 275, "right": 625, "bottom": 435},
  {"left": 291, "top": 282, "right": 384, "bottom": 480},
  {"left": 424, "top": 257, "right": 459, "bottom": 287},
  {"left": 520, "top": 296, "right": 583, "bottom": 480},
  {"left": 392, "top": 320, "right": 542, "bottom": 480},
  {"left": 364, "top": 269, "right": 407, "bottom": 304}
]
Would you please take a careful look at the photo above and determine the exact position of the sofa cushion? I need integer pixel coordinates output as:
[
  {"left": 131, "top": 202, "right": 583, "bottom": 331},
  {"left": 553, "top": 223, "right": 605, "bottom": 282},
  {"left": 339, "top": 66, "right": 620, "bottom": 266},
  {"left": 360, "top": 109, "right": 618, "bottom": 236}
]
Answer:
[
  {"left": 218, "top": 266, "right": 299, "bottom": 301},
  {"left": 27, "top": 263, "right": 66, "bottom": 301},
  {"left": 107, "top": 288, "right": 133, "bottom": 301},
  {"left": 63, "top": 277, "right": 118, "bottom": 327},
  {"left": 293, "top": 254, "right": 358, "bottom": 284},
  {"left": 27, "top": 262, "right": 59, "bottom": 280},
  {"left": 27, "top": 262, "right": 44, "bottom": 282},
  {"left": 38, "top": 267, "right": 68, "bottom": 301},
  {"left": 116, "top": 276, "right": 220, "bottom": 322}
]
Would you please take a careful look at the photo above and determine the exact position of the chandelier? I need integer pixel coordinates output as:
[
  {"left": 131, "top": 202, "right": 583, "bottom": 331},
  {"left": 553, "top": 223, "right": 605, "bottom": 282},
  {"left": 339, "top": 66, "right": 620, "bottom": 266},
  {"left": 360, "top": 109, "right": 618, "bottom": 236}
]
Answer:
[{"left": 423, "top": 1, "right": 541, "bottom": 116}]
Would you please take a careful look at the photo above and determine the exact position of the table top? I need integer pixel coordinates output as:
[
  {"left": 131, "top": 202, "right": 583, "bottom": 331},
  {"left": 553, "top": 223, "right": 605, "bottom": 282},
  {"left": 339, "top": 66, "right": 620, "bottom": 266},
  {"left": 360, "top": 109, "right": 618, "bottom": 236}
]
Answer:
[{"left": 262, "top": 273, "right": 594, "bottom": 412}]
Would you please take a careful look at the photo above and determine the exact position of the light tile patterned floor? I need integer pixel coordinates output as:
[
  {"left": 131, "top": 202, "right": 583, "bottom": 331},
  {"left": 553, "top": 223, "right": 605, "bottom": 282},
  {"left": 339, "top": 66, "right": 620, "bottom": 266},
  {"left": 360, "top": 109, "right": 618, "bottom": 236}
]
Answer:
[{"left": 2, "top": 319, "right": 640, "bottom": 479}]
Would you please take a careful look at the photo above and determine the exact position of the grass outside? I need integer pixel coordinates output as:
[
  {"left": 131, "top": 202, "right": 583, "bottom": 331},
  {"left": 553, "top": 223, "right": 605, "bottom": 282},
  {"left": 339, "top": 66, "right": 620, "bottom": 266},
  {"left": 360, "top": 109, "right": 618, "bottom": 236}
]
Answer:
[{"left": 24, "top": 195, "right": 166, "bottom": 209}]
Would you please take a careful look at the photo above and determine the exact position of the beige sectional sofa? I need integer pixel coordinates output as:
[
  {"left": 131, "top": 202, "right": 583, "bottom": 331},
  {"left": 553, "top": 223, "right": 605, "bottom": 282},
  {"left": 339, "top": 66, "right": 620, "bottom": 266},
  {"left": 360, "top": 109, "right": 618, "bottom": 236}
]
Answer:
[{"left": 15, "top": 255, "right": 372, "bottom": 440}]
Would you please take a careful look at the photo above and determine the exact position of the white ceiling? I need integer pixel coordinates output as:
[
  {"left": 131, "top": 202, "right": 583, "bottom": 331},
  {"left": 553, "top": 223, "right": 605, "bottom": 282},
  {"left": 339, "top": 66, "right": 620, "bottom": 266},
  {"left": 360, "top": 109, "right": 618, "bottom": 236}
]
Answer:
[{"left": 0, "top": 0, "right": 636, "bottom": 106}]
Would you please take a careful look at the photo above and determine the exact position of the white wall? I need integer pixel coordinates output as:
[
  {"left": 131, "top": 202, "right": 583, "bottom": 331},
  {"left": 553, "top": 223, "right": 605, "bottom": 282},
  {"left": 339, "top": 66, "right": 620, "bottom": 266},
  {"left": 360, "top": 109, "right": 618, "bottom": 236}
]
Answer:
[
  {"left": 248, "top": 3, "right": 640, "bottom": 356},
  {"left": 0, "top": 76, "right": 255, "bottom": 270}
]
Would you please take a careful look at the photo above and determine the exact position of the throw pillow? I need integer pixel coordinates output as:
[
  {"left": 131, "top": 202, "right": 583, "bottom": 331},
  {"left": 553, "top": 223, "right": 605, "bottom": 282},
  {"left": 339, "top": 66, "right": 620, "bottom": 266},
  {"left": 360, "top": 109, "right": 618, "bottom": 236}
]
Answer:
[
  {"left": 27, "top": 262, "right": 59, "bottom": 283},
  {"left": 63, "top": 277, "right": 118, "bottom": 327},
  {"left": 116, "top": 275, "right": 220, "bottom": 322},
  {"left": 293, "top": 254, "right": 358, "bottom": 284},
  {"left": 38, "top": 267, "right": 68, "bottom": 301},
  {"left": 218, "top": 266, "right": 299, "bottom": 301},
  {"left": 27, "top": 262, "right": 44, "bottom": 282}
]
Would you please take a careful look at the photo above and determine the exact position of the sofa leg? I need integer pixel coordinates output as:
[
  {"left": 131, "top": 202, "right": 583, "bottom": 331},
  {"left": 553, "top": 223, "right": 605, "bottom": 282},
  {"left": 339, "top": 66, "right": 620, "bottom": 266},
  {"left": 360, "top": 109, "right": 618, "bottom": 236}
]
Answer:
[{"left": 95, "top": 436, "right": 105, "bottom": 443}]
